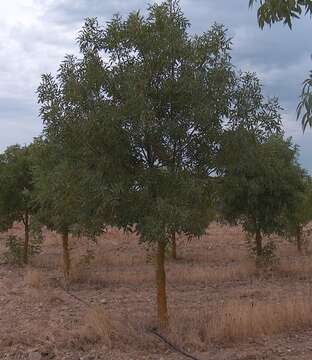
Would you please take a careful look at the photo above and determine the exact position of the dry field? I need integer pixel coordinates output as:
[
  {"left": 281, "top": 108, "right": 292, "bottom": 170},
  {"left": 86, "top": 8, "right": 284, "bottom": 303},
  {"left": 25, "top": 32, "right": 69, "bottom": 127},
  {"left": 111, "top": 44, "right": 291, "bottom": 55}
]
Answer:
[{"left": 1, "top": 223, "right": 312, "bottom": 359}]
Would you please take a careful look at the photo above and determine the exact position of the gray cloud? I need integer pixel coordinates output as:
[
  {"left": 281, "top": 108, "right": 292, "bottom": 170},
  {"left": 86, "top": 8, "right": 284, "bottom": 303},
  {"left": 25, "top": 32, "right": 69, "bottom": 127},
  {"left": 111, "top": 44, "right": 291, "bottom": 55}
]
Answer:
[
  {"left": 0, "top": 0, "right": 311, "bottom": 171},
  {"left": 39, "top": 0, "right": 145, "bottom": 25}
]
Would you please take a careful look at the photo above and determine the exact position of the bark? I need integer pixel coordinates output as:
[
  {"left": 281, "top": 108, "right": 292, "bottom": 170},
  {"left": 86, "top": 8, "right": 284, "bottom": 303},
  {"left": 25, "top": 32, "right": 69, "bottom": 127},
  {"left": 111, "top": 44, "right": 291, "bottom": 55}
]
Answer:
[
  {"left": 255, "top": 229, "right": 262, "bottom": 258},
  {"left": 171, "top": 232, "right": 177, "bottom": 260},
  {"left": 156, "top": 239, "right": 168, "bottom": 327},
  {"left": 296, "top": 225, "right": 303, "bottom": 253},
  {"left": 62, "top": 230, "right": 71, "bottom": 283},
  {"left": 23, "top": 210, "right": 29, "bottom": 264}
]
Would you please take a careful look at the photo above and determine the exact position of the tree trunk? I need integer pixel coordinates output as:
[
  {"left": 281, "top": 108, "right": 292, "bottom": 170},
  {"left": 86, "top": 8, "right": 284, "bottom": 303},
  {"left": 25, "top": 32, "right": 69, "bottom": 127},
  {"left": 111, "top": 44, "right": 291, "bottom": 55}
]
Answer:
[
  {"left": 296, "top": 225, "right": 303, "bottom": 253},
  {"left": 23, "top": 210, "right": 29, "bottom": 264},
  {"left": 156, "top": 239, "right": 168, "bottom": 327},
  {"left": 171, "top": 232, "right": 177, "bottom": 260},
  {"left": 62, "top": 230, "right": 71, "bottom": 284},
  {"left": 255, "top": 229, "right": 262, "bottom": 257}
]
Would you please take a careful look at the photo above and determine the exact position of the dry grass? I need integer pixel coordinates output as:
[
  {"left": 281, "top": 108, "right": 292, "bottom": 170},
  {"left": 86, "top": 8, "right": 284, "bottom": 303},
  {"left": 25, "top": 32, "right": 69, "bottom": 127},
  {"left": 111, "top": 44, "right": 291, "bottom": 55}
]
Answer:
[
  {"left": 70, "top": 261, "right": 154, "bottom": 287},
  {"left": 24, "top": 268, "right": 42, "bottom": 288},
  {"left": 32, "top": 253, "right": 61, "bottom": 270},
  {"left": 83, "top": 306, "right": 121, "bottom": 348},
  {"left": 72, "top": 293, "right": 312, "bottom": 352},
  {"left": 73, "top": 306, "right": 156, "bottom": 351},
  {"left": 277, "top": 256, "right": 312, "bottom": 279},
  {"left": 168, "top": 260, "right": 256, "bottom": 285},
  {"left": 91, "top": 245, "right": 148, "bottom": 268},
  {"left": 168, "top": 293, "right": 312, "bottom": 349},
  {"left": 70, "top": 256, "right": 256, "bottom": 287},
  {"left": 211, "top": 295, "right": 312, "bottom": 342}
]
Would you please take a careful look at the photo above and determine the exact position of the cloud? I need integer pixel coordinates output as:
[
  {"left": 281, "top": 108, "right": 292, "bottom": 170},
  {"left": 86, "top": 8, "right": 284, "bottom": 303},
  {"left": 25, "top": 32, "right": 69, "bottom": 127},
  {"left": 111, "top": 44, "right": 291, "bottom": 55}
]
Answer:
[
  {"left": 0, "top": 0, "right": 311, "bottom": 172},
  {"left": 39, "top": 0, "right": 146, "bottom": 25}
]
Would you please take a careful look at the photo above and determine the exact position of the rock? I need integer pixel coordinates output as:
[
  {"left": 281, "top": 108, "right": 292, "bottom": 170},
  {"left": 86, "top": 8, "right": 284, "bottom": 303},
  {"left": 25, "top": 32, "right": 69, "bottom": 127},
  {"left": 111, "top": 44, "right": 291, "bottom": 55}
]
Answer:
[
  {"left": 29, "top": 351, "right": 41, "bottom": 360},
  {"left": 100, "top": 298, "right": 107, "bottom": 304}
]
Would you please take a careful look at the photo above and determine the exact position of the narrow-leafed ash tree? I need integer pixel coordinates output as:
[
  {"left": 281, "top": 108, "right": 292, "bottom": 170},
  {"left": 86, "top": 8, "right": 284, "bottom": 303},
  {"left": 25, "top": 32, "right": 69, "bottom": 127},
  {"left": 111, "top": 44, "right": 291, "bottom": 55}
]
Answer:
[{"left": 38, "top": 0, "right": 236, "bottom": 325}]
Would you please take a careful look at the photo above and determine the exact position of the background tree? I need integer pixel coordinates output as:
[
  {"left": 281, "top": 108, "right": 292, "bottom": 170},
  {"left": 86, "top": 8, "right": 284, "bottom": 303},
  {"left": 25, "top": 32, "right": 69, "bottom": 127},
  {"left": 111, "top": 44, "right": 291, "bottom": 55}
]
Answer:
[
  {"left": 284, "top": 174, "right": 312, "bottom": 252},
  {"left": 227, "top": 71, "right": 282, "bottom": 136},
  {"left": 249, "top": 0, "right": 312, "bottom": 129},
  {"left": 219, "top": 132, "right": 304, "bottom": 262},
  {"left": 31, "top": 138, "right": 101, "bottom": 283},
  {"left": 0, "top": 145, "right": 36, "bottom": 264}
]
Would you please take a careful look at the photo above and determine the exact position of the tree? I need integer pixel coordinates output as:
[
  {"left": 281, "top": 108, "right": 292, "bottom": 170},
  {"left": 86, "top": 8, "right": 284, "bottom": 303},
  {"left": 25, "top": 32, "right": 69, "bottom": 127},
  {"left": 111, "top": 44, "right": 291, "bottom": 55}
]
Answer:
[
  {"left": 38, "top": 0, "right": 234, "bottom": 326},
  {"left": 284, "top": 174, "right": 312, "bottom": 252},
  {"left": 38, "top": 0, "right": 289, "bottom": 325},
  {"left": 219, "top": 132, "right": 304, "bottom": 261},
  {"left": 249, "top": 0, "right": 312, "bottom": 129},
  {"left": 31, "top": 139, "right": 74, "bottom": 281},
  {"left": 31, "top": 138, "right": 104, "bottom": 283},
  {"left": 0, "top": 145, "right": 36, "bottom": 264},
  {"left": 227, "top": 71, "right": 282, "bottom": 136}
]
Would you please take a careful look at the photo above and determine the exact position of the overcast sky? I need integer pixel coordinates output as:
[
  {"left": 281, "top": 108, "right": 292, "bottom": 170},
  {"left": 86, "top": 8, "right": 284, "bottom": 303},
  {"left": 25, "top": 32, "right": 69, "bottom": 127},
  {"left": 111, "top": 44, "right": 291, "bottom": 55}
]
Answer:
[{"left": 1, "top": 0, "right": 311, "bottom": 170}]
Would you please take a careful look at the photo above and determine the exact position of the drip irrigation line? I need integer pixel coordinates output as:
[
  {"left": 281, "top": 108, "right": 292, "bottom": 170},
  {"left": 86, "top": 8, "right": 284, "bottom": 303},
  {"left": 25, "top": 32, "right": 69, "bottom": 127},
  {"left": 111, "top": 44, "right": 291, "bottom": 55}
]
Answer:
[
  {"left": 150, "top": 329, "right": 203, "bottom": 360},
  {"left": 62, "top": 287, "right": 204, "bottom": 360},
  {"left": 63, "top": 287, "right": 90, "bottom": 307}
]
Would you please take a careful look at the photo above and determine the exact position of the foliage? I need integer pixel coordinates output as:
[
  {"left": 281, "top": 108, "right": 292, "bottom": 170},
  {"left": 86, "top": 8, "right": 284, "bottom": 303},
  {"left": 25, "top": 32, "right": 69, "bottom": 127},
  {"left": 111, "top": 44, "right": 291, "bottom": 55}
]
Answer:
[
  {"left": 30, "top": 137, "right": 102, "bottom": 281},
  {"left": 249, "top": 0, "right": 312, "bottom": 29},
  {"left": 219, "top": 132, "right": 304, "bottom": 258},
  {"left": 29, "top": 216, "right": 44, "bottom": 255},
  {"left": 228, "top": 72, "right": 282, "bottom": 137},
  {"left": 246, "top": 233, "right": 278, "bottom": 266},
  {"left": 0, "top": 145, "right": 34, "bottom": 230},
  {"left": 3, "top": 229, "right": 42, "bottom": 265},
  {"left": 0, "top": 145, "right": 38, "bottom": 264},
  {"left": 288, "top": 174, "right": 312, "bottom": 227},
  {"left": 37, "top": 1, "right": 235, "bottom": 245},
  {"left": 249, "top": 0, "right": 312, "bottom": 130},
  {"left": 297, "top": 71, "right": 312, "bottom": 130},
  {"left": 283, "top": 173, "right": 312, "bottom": 249},
  {"left": 3, "top": 236, "right": 24, "bottom": 265},
  {"left": 31, "top": 138, "right": 82, "bottom": 235},
  {"left": 37, "top": 3, "right": 284, "bottom": 247}
]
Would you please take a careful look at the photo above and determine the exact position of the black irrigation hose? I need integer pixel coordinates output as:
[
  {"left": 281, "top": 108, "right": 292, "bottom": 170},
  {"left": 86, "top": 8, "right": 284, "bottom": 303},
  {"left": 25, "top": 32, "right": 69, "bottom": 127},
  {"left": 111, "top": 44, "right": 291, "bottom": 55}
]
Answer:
[
  {"left": 63, "top": 288, "right": 90, "bottom": 307},
  {"left": 150, "top": 329, "right": 203, "bottom": 360},
  {"left": 63, "top": 288, "right": 203, "bottom": 360}
]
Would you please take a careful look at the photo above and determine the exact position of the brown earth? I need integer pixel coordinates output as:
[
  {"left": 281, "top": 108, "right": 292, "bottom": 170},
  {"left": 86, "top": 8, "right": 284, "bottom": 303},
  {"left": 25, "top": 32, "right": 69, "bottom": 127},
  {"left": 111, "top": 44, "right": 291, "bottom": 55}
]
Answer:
[{"left": 1, "top": 223, "right": 312, "bottom": 359}]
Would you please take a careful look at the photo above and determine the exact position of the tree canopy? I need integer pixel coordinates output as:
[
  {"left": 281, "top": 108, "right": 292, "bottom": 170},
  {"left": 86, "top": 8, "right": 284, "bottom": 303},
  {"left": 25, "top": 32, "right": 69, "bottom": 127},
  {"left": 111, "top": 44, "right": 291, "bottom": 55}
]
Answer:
[
  {"left": 283, "top": 173, "right": 312, "bottom": 251},
  {"left": 0, "top": 145, "right": 36, "bottom": 264},
  {"left": 37, "top": 0, "right": 239, "bottom": 324},
  {"left": 219, "top": 132, "right": 305, "bottom": 259}
]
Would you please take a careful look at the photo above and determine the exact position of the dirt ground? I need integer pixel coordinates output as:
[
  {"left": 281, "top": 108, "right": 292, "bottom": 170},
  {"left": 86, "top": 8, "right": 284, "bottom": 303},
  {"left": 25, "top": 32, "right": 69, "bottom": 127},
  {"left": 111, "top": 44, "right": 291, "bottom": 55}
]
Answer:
[{"left": 1, "top": 223, "right": 312, "bottom": 359}]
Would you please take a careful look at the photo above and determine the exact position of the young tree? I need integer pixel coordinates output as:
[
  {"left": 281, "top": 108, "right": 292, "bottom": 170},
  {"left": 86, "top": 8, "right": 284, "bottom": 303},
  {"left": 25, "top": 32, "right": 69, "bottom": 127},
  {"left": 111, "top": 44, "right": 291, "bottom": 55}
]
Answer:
[
  {"left": 0, "top": 145, "right": 36, "bottom": 264},
  {"left": 38, "top": 0, "right": 234, "bottom": 325},
  {"left": 38, "top": 0, "right": 288, "bottom": 325},
  {"left": 284, "top": 174, "right": 312, "bottom": 252},
  {"left": 219, "top": 132, "right": 304, "bottom": 260},
  {"left": 31, "top": 138, "right": 104, "bottom": 283},
  {"left": 248, "top": 0, "right": 312, "bottom": 129}
]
